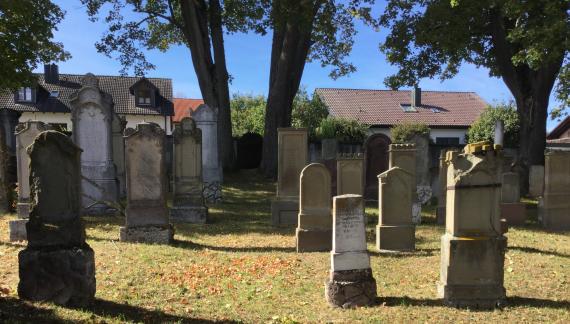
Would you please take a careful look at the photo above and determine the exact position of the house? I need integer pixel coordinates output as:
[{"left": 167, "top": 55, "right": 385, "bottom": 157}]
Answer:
[
  {"left": 173, "top": 98, "right": 204, "bottom": 123},
  {"left": 547, "top": 116, "right": 570, "bottom": 144}
]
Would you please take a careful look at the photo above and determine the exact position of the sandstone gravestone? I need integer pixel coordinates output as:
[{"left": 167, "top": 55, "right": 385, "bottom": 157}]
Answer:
[
  {"left": 121, "top": 122, "right": 173, "bottom": 243},
  {"left": 18, "top": 131, "right": 95, "bottom": 306},
  {"left": 193, "top": 104, "right": 222, "bottom": 203},
  {"left": 9, "top": 121, "right": 50, "bottom": 241},
  {"left": 70, "top": 73, "right": 118, "bottom": 214},
  {"left": 540, "top": 150, "right": 570, "bottom": 230},
  {"left": 376, "top": 167, "right": 415, "bottom": 252},
  {"left": 325, "top": 194, "right": 377, "bottom": 308},
  {"left": 337, "top": 154, "right": 364, "bottom": 196},
  {"left": 500, "top": 172, "right": 526, "bottom": 226},
  {"left": 112, "top": 114, "right": 127, "bottom": 197},
  {"left": 271, "top": 128, "right": 308, "bottom": 226},
  {"left": 296, "top": 163, "right": 332, "bottom": 252},
  {"left": 170, "top": 117, "right": 208, "bottom": 223},
  {"left": 388, "top": 144, "right": 421, "bottom": 223},
  {"left": 529, "top": 165, "right": 545, "bottom": 198},
  {"left": 436, "top": 149, "right": 448, "bottom": 224},
  {"left": 437, "top": 142, "right": 506, "bottom": 308}
]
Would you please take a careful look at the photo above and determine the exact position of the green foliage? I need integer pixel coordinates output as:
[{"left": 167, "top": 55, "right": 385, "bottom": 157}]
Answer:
[
  {"left": 467, "top": 103, "right": 520, "bottom": 148},
  {"left": 291, "top": 89, "right": 329, "bottom": 140},
  {"left": 231, "top": 93, "right": 266, "bottom": 137},
  {"left": 0, "top": 0, "right": 69, "bottom": 90},
  {"left": 316, "top": 117, "right": 368, "bottom": 143},
  {"left": 390, "top": 123, "right": 430, "bottom": 144}
]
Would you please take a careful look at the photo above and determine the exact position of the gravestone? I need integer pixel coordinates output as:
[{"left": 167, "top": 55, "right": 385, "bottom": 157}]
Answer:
[
  {"left": 500, "top": 172, "right": 526, "bottom": 226},
  {"left": 193, "top": 104, "right": 222, "bottom": 203},
  {"left": 437, "top": 142, "right": 506, "bottom": 308},
  {"left": 9, "top": 121, "right": 50, "bottom": 241},
  {"left": 236, "top": 132, "right": 262, "bottom": 169},
  {"left": 336, "top": 153, "right": 364, "bottom": 196},
  {"left": 170, "top": 117, "right": 208, "bottom": 223},
  {"left": 364, "top": 134, "right": 391, "bottom": 199},
  {"left": 321, "top": 138, "right": 338, "bottom": 160},
  {"left": 388, "top": 144, "right": 421, "bottom": 223},
  {"left": 436, "top": 149, "right": 448, "bottom": 224},
  {"left": 271, "top": 128, "right": 308, "bottom": 226},
  {"left": 376, "top": 167, "right": 415, "bottom": 252},
  {"left": 112, "top": 114, "right": 127, "bottom": 197},
  {"left": 18, "top": 131, "right": 95, "bottom": 306},
  {"left": 70, "top": 73, "right": 118, "bottom": 215},
  {"left": 325, "top": 194, "right": 377, "bottom": 308},
  {"left": 120, "top": 122, "right": 173, "bottom": 243},
  {"left": 0, "top": 126, "right": 9, "bottom": 215},
  {"left": 413, "top": 134, "right": 432, "bottom": 207},
  {"left": 540, "top": 150, "right": 570, "bottom": 230},
  {"left": 529, "top": 165, "right": 545, "bottom": 198},
  {"left": 296, "top": 163, "right": 331, "bottom": 252}
]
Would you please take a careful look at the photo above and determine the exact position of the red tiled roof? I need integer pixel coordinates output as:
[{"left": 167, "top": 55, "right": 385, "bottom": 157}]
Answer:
[
  {"left": 547, "top": 116, "right": 570, "bottom": 140},
  {"left": 173, "top": 98, "right": 204, "bottom": 122},
  {"left": 315, "top": 88, "right": 488, "bottom": 127}
]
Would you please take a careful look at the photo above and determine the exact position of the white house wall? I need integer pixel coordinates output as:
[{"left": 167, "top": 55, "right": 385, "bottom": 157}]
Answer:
[{"left": 368, "top": 127, "right": 467, "bottom": 144}]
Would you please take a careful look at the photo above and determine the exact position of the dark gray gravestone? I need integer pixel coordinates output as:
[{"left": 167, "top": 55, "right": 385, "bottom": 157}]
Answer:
[{"left": 18, "top": 131, "right": 95, "bottom": 306}]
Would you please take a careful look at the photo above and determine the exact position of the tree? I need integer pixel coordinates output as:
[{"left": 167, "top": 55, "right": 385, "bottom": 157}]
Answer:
[
  {"left": 379, "top": 0, "right": 569, "bottom": 193},
  {"left": 291, "top": 88, "right": 329, "bottom": 140},
  {"left": 230, "top": 93, "right": 266, "bottom": 136},
  {"left": 260, "top": 0, "right": 377, "bottom": 177},
  {"left": 0, "top": 0, "right": 69, "bottom": 90},
  {"left": 81, "top": 0, "right": 265, "bottom": 170},
  {"left": 467, "top": 103, "right": 520, "bottom": 148}
]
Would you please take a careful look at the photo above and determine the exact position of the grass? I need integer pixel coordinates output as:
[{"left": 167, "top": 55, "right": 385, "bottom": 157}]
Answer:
[{"left": 1, "top": 169, "right": 569, "bottom": 323}]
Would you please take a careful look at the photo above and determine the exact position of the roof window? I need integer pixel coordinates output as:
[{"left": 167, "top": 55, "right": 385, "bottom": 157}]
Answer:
[{"left": 15, "top": 87, "right": 35, "bottom": 103}]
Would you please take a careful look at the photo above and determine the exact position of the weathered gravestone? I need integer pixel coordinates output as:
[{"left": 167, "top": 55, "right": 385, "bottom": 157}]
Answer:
[
  {"left": 325, "top": 194, "right": 377, "bottom": 308},
  {"left": 437, "top": 142, "right": 506, "bottom": 308},
  {"left": 296, "top": 163, "right": 331, "bottom": 252},
  {"left": 120, "top": 122, "right": 173, "bottom": 243},
  {"left": 193, "top": 104, "right": 222, "bottom": 203},
  {"left": 271, "top": 128, "right": 308, "bottom": 226},
  {"left": 170, "top": 117, "right": 208, "bottom": 223},
  {"left": 364, "top": 134, "right": 391, "bottom": 199},
  {"left": 9, "top": 121, "right": 50, "bottom": 241},
  {"left": 70, "top": 73, "right": 118, "bottom": 214},
  {"left": 436, "top": 149, "right": 448, "bottom": 224},
  {"left": 0, "top": 126, "right": 9, "bottom": 215},
  {"left": 112, "top": 114, "right": 127, "bottom": 198},
  {"left": 376, "top": 167, "right": 415, "bottom": 252},
  {"left": 500, "top": 172, "right": 526, "bottom": 226},
  {"left": 529, "top": 165, "right": 545, "bottom": 198},
  {"left": 336, "top": 153, "right": 364, "bottom": 196},
  {"left": 388, "top": 144, "right": 420, "bottom": 223},
  {"left": 413, "top": 134, "right": 432, "bottom": 222},
  {"left": 540, "top": 150, "right": 570, "bottom": 230},
  {"left": 18, "top": 131, "right": 96, "bottom": 306}
]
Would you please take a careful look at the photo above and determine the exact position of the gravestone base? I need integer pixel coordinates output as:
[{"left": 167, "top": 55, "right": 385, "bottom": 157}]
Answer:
[
  {"left": 17, "top": 202, "right": 30, "bottom": 219},
  {"left": 8, "top": 219, "right": 27, "bottom": 241},
  {"left": 203, "top": 181, "right": 222, "bottom": 204},
  {"left": 540, "top": 194, "right": 570, "bottom": 231},
  {"left": 271, "top": 199, "right": 298, "bottom": 226},
  {"left": 119, "top": 225, "right": 174, "bottom": 244},
  {"left": 325, "top": 268, "right": 377, "bottom": 308},
  {"left": 500, "top": 203, "right": 527, "bottom": 226},
  {"left": 170, "top": 206, "right": 208, "bottom": 224},
  {"left": 438, "top": 234, "right": 506, "bottom": 309},
  {"left": 375, "top": 224, "right": 415, "bottom": 252},
  {"left": 18, "top": 246, "right": 95, "bottom": 307},
  {"left": 436, "top": 207, "right": 446, "bottom": 225},
  {"left": 83, "top": 205, "right": 118, "bottom": 216},
  {"left": 295, "top": 228, "right": 331, "bottom": 252}
]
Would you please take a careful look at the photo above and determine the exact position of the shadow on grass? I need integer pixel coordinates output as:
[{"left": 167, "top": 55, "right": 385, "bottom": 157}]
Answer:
[
  {"left": 379, "top": 296, "right": 442, "bottom": 307},
  {"left": 508, "top": 246, "right": 570, "bottom": 259},
  {"left": 507, "top": 296, "right": 570, "bottom": 309},
  {"left": 0, "top": 296, "right": 73, "bottom": 323},
  {"left": 0, "top": 240, "right": 25, "bottom": 248},
  {"left": 378, "top": 296, "right": 570, "bottom": 310},
  {"left": 171, "top": 239, "right": 296, "bottom": 253},
  {"left": 369, "top": 248, "right": 438, "bottom": 258}
]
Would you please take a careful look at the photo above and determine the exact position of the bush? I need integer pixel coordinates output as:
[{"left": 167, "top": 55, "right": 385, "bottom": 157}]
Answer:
[
  {"left": 390, "top": 122, "right": 430, "bottom": 143},
  {"left": 316, "top": 117, "right": 368, "bottom": 143},
  {"left": 230, "top": 93, "right": 266, "bottom": 136},
  {"left": 466, "top": 103, "right": 519, "bottom": 147},
  {"left": 291, "top": 88, "right": 329, "bottom": 140}
]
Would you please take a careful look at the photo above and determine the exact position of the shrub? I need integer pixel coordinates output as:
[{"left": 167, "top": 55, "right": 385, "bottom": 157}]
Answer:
[
  {"left": 316, "top": 117, "right": 368, "bottom": 143},
  {"left": 466, "top": 103, "right": 520, "bottom": 147},
  {"left": 291, "top": 89, "right": 329, "bottom": 140},
  {"left": 230, "top": 93, "right": 266, "bottom": 136},
  {"left": 390, "top": 122, "right": 430, "bottom": 143}
]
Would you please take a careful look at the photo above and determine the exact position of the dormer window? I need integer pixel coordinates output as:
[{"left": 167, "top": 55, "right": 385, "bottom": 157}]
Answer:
[
  {"left": 15, "top": 87, "right": 35, "bottom": 103},
  {"left": 137, "top": 89, "right": 152, "bottom": 105},
  {"left": 130, "top": 78, "right": 159, "bottom": 108}
]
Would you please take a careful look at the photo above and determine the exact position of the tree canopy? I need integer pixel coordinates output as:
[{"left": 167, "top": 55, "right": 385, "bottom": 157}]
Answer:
[{"left": 466, "top": 103, "right": 520, "bottom": 148}]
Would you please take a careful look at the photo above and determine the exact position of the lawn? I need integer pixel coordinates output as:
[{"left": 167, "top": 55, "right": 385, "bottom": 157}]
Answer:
[{"left": 1, "top": 169, "right": 569, "bottom": 323}]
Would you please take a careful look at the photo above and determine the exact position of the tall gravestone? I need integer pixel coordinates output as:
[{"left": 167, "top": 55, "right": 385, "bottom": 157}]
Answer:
[
  {"left": 18, "top": 131, "right": 95, "bottom": 306},
  {"left": 9, "top": 121, "right": 50, "bottom": 241},
  {"left": 413, "top": 134, "right": 432, "bottom": 212},
  {"left": 171, "top": 117, "right": 208, "bottom": 223},
  {"left": 376, "top": 167, "right": 415, "bottom": 252},
  {"left": 388, "top": 144, "right": 420, "bottom": 223},
  {"left": 529, "top": 165, "right": 545, "bottom": 198},
  {"left": 337, "top": 154, "right": 364, "bottom": 196},
  {"left": 500, "top": 172, "right": 526, "bottom": 226},
  {"left": 325, "top": 194, "right": 377, "bottom": 308},
  {"left": 193, "top": 104, "right": 222, "bottom": 203},
  {"left": 70, "top": 73, "right": 118, "bottom": 214},
  {"left": 436, "top": 149, "right": 448, "bottom": 224},
  {"left": 120, "top": 122, "right": 173, "bottom": 243},
  {"left": 112, "top": 114, "right": 127, "bottom": 198},
  {"left": 438, "top": 142, "right": 506, "bottom": 308},
  {"left": 540, "top": 150, "right": 570, "bottom": 230},
  {"left": 364, "top": 134, "right": 391, "bottom": 199},
  {"left": 296, "top": 163, "right": 331, "bottom": 252},
  {"left": 271, "top": 128, "right": 308, "bottom": 226}
]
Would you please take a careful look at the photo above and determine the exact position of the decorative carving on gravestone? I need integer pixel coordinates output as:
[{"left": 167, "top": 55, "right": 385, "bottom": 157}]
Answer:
[
  {"left": 9, "top": 121, "right": 50, "bottom": 241},
  {"left": 437, "top": 142, "right": 506, "bottom": 308},
  {"left": 336, "top": 153, "right": 364, "bottom": 196},
  {"left": 170, "top": 117, "right": 208, "bottom": 223},
  {"left": 325, "top": 194, "right": 377, "bottom": 308},
  {"left": 193, "top": 104, "right": 222, "bottom": 203},
  {"left": 364, "top": 134, "right": 391, "bottom": 199},
  {"left": 540, "top": 150, "right": 570, "bottom": 230},
  {"left": 120, "top": 122, "right": 173, "bottom": 243},
  {"left": 271, "top": 128, "right": 308, "bottom": 226},
  {"left": 376, "top": 167, "right": 415, "bottom": 252},
  {"left": 18, "top": 131, "right": 95, "bottom": 306},
  {"left": 296, "top": 163, "right": 331, "bottom": 252},
  {"left": 70, "top": 73, "right": 118, "bottom": 214},
  {"left": 500, "top": 172, "right": 526, "bottom": 226}
]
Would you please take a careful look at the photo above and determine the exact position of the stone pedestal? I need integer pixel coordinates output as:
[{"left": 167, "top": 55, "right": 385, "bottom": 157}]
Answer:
[
  {"left": 376, "top": 224, "right": 415, "bottom": 252},
  {"left": 540, "top": 150, "right": 570, "bottom": 231},
  {"left": 193, "top": 104, "right": 223, "bottom": 203},
  {"left": 119, "top": 225, "right": 174, "bottom": 244},
  {"left": 501, "top": 203, "right": 527, "bottom": 226},
  {"left": 325, "top": 268, "right": 377, "bottom": 308},
  {"left": 271, "top": 199, "right": 299, "bottom": 226}
]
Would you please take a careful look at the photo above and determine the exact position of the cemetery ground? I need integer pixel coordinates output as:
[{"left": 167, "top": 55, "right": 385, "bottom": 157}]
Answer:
[{"left": 1, "top": 170, "right": 569, "bottom": 323}]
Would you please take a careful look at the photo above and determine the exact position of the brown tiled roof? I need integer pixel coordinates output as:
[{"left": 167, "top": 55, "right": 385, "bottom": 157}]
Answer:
[
  {"left": 547, "top": 116, "right": 570, "bottom": 140},
  {"left": 315, "top": 88, "right": 488, "bottom": 127},
  {"left": 0, "top": 74, "right": 173, "bottom": 116},
  {"left": 173, "top": 98, "right": 204, "bottom": 122}
]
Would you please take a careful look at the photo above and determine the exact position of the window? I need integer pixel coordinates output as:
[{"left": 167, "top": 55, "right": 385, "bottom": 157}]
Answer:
[
  {"left": 17, "top": 87, "right": 34, "bottom": 102},
  {"left": 49, "top": 91, "right": 60, "bottom": 98},
  {"left": 137, "top": 89, "right": 152, "bottom": 105},
  {"left": 436, "top": 137, "right": 460, "bottom": 145}
]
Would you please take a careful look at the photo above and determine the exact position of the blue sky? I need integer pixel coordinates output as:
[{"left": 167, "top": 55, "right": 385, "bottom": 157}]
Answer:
[{"left": 46, "top": 1, "right": 562, "bottom": 130}]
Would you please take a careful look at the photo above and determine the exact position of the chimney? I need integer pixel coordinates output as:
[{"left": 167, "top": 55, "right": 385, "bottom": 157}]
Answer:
[
  {"left": 411, "top": 86, "right": 421, "bottom": 107},
  {"left": 44, "top": 64, "right": 59, "bottom": 84}
]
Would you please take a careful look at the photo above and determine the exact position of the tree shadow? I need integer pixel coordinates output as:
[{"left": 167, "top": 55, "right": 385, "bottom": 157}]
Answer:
[
  {"left": 508, "top": 246, "right": 570, "bottom": 259},
  {"left": 171, "top": 239, "right": 296, "bottom": 253},
  {"left": 378, "top": 296, "right": 442, "bottom": 307},
  {"left": 377, "top": 296, "right": 570, "bottom": 310},
  {"left": 0, "top": 296, "right": 73, "bottom": 323},
  {"left": 369, "top": 248, "right": 438, "bottom": 258}
]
